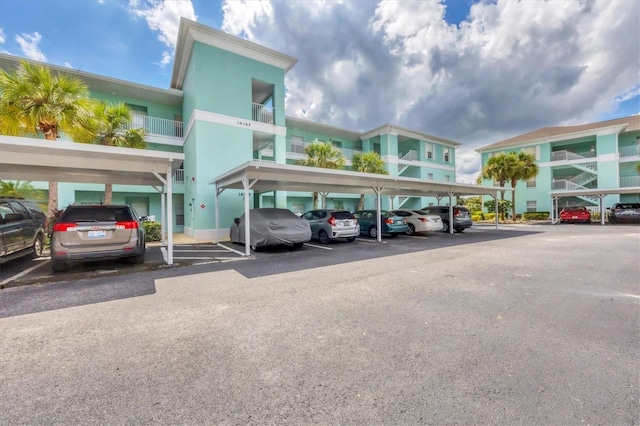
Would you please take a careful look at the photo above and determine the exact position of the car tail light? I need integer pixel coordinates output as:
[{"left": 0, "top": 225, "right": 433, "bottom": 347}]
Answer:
[
  {"left": 385, "top": 218, "right": 394, "bottom": 224},
  {"left": 418, "top": 217, "right": 429, "bottom": 222},
  {"left": 327, "top": 217, "right": 336, "bottom": 226},
  {"left": 403, "top": 218, "right": 407, "bottom": 224},
  {"left": 53, "top": 223, "right": 78, "bottom": 232},
  {"left": 116, "top": 221, "right": 139, "bottom": 230},
  {"left": 454, "top": 209, "right": 461, "bottom": 216}
]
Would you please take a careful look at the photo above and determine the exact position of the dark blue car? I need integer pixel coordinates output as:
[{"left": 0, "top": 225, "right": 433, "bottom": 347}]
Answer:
[{"left": 353, "top": 210, "right": 407, "bottom": 238}]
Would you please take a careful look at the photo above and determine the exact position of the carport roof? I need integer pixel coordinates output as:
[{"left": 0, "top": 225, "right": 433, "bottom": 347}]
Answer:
[
  {"left": 550, "top": 187, "right": 640, "bottom": 198},
  {"left": 211, "top": 160, "right": 506, "bottom": 198},
  {"left": 0, "top": 135, "right": 184, "bottom": 186}
]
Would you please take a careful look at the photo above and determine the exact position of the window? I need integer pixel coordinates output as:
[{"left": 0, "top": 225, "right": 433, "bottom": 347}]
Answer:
[
  {"left": 526, "top": 201, "right": 537, "bottom": 212},
  {"left": 443, "top": 148, "right": 450, "bottom": 162},
  {"left": 444, "top": 175, "right": 451, "bottom": 182},
  {"left": 526, "top": 178, "right": 536, "bottom": 188},
  {"left": 522, "top": 146, "right": 539, "bottom": 160},
  {"left": 427, "top": 173, "right": 434, "bottom": 180},
  {"left": 493, "top": 179, "right": 502, "bottom": 187},
  {"left": 425, "top": 143, "right": 433, "bottom": 159}
]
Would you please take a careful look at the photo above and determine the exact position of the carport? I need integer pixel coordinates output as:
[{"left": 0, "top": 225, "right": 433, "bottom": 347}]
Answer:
[
  {"left": 0, "top": 135, "right": 184, "bottom": 264},
  {"left": 550, "top": 187, "right": 640, "bottom": 225},
  {"left": 211, "top": 161, "right": 508, "bottom": 256}
]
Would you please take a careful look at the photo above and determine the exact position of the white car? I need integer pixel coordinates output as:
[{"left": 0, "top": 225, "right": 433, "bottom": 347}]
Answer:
[{"left": 391, "top": 209, "right": 443, "bottom": 235}]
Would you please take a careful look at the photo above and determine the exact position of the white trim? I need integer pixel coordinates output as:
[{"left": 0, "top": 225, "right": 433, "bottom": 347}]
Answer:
[{"left": 184, "top": 109, "right": 287, "bottom": 141}]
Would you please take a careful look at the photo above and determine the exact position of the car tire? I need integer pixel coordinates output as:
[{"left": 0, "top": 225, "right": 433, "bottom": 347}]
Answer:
[
  {"left": 250, "top": 244, "right": 260, "bottom": 252},
  {"left": 318, "top": 230, "right": 330, "bottom": 244},
  {"left": 292, "top": 242, "right": 304, "bottom": 249},
  {"left": 346, "top": 236, "right": 356, "bottom": 242},
  {"left": 31, "top": 234, "right": 44, "bottom": 259},
  {"left": 368, "top": 226, "right": 378, "bottom": 238},
  {"left": 51, "top": 260, "right": 69, "bottom": 273},
  {"left": 406, "top": 224, "right": 415, "bottom": 235},
  {"left": 455, "top": 227, "right": 464, "bottom": 233},
  {"left": 441, "top": 221, "right": 450, "bottom": 233}
]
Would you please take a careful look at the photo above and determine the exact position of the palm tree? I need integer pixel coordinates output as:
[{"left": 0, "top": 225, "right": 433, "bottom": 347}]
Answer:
[
  {"left": 481, "top": 153, "right": 516, "bottom": 201},
  {"left": 508, "top": 152, "right": 539, "bottom": 220},
  {"left": 91, "top": 102, "right": 146, "bottom": 203},
  {"left": 298, "top": 141, "right": 345, "bottom": 208},
  {"left": 0, "top": 60, "right": 96, "bottom": 219},
  {"left": 351, "top": 151, "right": 387, "bottom": 210},
  {"left": 0, "top": 180, "right": 44, "bottom": 200}
]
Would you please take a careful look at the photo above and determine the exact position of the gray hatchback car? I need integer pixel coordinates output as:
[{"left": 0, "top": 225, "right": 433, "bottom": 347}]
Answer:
[
  {"left": 50, "top": 204, "right": 145, "bottom": 272},
  {"left": 301, "top": 209, "right": 360, "bottom": 243}
]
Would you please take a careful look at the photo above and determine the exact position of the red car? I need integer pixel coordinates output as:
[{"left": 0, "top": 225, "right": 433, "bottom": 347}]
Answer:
[{"left": 560, "top": 206, "right": 591, "bottom": 224}]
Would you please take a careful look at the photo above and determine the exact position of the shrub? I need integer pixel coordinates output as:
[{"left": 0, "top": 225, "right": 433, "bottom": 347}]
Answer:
[
  {"left": 143, "top": 221, "right": 162, "bottom": 242},
  {"left": 484, "top": 212, "right": 496, "bottom": 221},
  {"left": 522, "top": 212, "right": 550, "bottom": 220},
  {"left": 471, "top": 214, "right": 483, "bottom": 222},
  {"left": 484, "top": 199, "right": 511, "bottom": 218}
]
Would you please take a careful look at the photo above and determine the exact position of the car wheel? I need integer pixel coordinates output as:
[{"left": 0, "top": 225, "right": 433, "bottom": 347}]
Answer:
[
  {"left": 250, "top": 244, "right": 260, "bottom": 252},
  {"left": 51, "top": 261, "right": 69, "bottom": 273},
  {"left": 454, "top": 227, "right": 464, "bottom": 233},
  {"left": 441, "top": 221, "right": 450, "bottom": 233},
  {"left": 389, "top": 233, "right": 398, "bottom": 238},
  {"left": 406, "top": 224, "right": 415, "bottom": 235},
  {"left": 318, "top": 230, "right": 330, "bottom": 244},
  {"left": 368, "top": 226, "right": 378, "bottom": 238},
  {"left": 346, "top": 236, "right": 356, "bottom": 242},
  {"left": 292, "top": 242, "right": 304, "bottom": 249},
  {"left": 31, "top": 234, "right": 44, "bottom": 258}
]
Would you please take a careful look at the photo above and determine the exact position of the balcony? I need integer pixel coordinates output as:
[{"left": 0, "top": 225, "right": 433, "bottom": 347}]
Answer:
[
  {"left": 128, "top": 114, "right": 183, "bottom": 138},
  {"left": 252, "top": 103, "right": 274, "bottom": 125},
  {"left": 619, "top": 145, "right": 640, "bottom": 158},
  {"left": 620, "top": 175, "right": 640, "bottom": 188},
  {"left": 174, "top": 168, "right": 184, "bottom": 184}
]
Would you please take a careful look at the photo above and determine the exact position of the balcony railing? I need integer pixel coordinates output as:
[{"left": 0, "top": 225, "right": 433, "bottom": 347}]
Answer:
[
  {"left": 620, "top": 175, "right": 640, "bottom": 187},
  {"left": 551, "top": 150, "right": 596, "bottom": 161},
  {"left": 619, "top": 145, "right": 640, "bottom": 158},
  {"left": 252, "top": 103, "right": 274, "bottom": 125},
  {"left": 129, "top": 114, "right": 183, "bottom": 138},
  {"left": 173, "top": 169, "right": 184, "bottom": 184}
]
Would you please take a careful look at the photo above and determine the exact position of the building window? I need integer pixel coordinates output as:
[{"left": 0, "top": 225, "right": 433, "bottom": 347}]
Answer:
[
  {"left": 444, "top": 175, "right": 451, "bottom": 182},
  {"left": 493, "top": 179, "right": 502, "bottom": 187},
  {"left": 443, "top": 148, "right": 450, "bottom": 162},
  {"left": 522, "top": 146, "right": 539, "bottom": 160},
  {"left": 425, "top": 143, "right": 433, "bottom": 159},
  {"left": 526, "top": 201, "right": 537, "bottom": 212},
  {"left": 428, "top": 173, "right": 434, "bottom": 180},
  {"left": 526, "top": 178, "right": 536, "bottom": 188}
]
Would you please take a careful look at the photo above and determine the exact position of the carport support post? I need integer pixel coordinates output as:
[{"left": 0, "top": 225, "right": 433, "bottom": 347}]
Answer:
[
  {"left": 448, "top": 192, "right": 455, "bottom": 234},
  {"left": 598, "top": 194, "right": 606, "bottom": 225},
  {"left": 373, "top": 186, "right": 383, "bottom": 243},
  {"left": 495, "top": 193, "right": 499, "bottom": 229},
  {"left": 161, "top": 186, "right": 166, "bottom": 244},
  {"left": 214, "top": 185, "right": 224, "bottom": 243},
  {"left": 166, "top": 161, "right": 173, "bottom": 265},
  {"left": 243, "top": 175, "right": 251, "bottom": 257}
]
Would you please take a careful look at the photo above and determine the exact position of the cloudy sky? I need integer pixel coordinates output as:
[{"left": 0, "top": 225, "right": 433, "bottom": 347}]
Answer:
[{"left": 1, "top": 0, "right": 638, "bottom": 182}]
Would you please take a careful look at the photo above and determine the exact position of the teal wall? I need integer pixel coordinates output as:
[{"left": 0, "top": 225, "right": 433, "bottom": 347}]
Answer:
[{"left": 89, "top": 90, "right": 182, "bottom": 122}]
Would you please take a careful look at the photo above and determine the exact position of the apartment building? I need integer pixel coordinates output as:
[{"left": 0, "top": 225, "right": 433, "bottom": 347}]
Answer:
[{"left": 476, "top": 115, "right": 640, "bottom": 214}]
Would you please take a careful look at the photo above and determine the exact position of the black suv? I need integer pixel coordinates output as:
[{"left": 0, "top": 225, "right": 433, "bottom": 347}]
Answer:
[
  {"left": 0, "top": 198, "right": 46, "bottom": 264},
  {"left": 608, "top": 203, "right": 640, "bottom": 223},
  {"left": 421, "top": 206, "right": 473, "bottom": 233}
]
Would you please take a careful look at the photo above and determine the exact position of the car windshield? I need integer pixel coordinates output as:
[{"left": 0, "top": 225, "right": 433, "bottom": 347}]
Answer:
[{"left": 61, "top": 206, "right": 134, "bottom": 222}]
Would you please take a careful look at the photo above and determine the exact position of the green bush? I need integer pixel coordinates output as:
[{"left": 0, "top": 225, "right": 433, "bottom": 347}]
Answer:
[
  {"left": 471, "top": 214, "right": 483, "bottom": 221},
  {"left": 143, "top": 221, "right": 162, "bottom": 242},
  {"left": 484, "top": 199, "right": 511, "bottom": 218},
  {"left": 484, "top": 212, "right": 495, "bottom": 221},
  {"left": 522, "top": 212, "right": 550, "bottom": 220}
]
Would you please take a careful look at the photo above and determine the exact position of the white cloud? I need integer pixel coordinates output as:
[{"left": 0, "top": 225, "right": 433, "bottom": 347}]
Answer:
[
  {"left": 129, "top": 0, "right": 197, "bottom": 49},
  {"left": 15, "top": 32, "right": 47, "bottom": 62},
  {"left": 159, "top": 51, "right": 172, "bottom": 67},
  {"left": 64, "top": 62, "right": 73, "bottom": 68},
  {"left": 0, "top": 28, "right": 5, "bottom": 44},
  {"left": 221, "top": 0, "right": 639, "bottom": 178}
]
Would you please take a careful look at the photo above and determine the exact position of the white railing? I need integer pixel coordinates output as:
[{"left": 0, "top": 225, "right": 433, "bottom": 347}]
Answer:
[
  {"left": 620, "top": 175, "right": 640, "bottom": 187},
  {"left": 287, "top": 139, "right": 312, "bottom": 154},
  {"left": 569, "top": 171, "right": 597, "bottom": 186},
  {"left": 252, "top": 102, "right": 274, "bottom": 125},
  {"left": 397, "top": 150, "right": 419, "bottom": 172},
  {"left": 129, "top": 114, "right": 183, "bottom": 138},
  {"left": 619, "top": 145, "right": 640, "bottom": 158},
  {"left": 552, "top": 179, "right": 599, "bottom": 202},
  {"left": 173, "top": 169, "right": 184, "bottom": 184},
  {"left": 551, "top": 150, "right": 595, "bottom": 161},
  {"left": 340, "top": 147, "right": 362, "bottom": 161}
]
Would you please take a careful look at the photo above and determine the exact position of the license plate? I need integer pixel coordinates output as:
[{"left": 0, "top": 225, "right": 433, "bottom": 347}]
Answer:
[
  {"left": 572, "top": 216, "right": 578, "bottom": 219},
  {"left": 88, "top": 230, "right": 106, "bottom": 238},
  {"left": 342, "top": 221, "right": 351, "bottom": 226}
]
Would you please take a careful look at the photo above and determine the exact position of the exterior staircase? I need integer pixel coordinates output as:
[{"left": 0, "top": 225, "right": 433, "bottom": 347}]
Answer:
[{"left": 397, "top": 150, "right": 418, "bottom": 175}]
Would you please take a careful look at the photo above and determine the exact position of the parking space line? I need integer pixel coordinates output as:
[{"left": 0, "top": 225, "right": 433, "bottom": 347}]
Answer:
[
  {"left": 0, "top": 257, "right": 50, "bottom": 286},
  {"left": 216, "top": 243, "right": 247, "bottom": 256},
  {"left": 173, "top": 249, "right": 231, "bottom": 253},
  {"left": 356, "top": 238, "right": 383, "bottom": 243},
  {"left": 304, "top": 243, "right": 333, "bottom": 250}
]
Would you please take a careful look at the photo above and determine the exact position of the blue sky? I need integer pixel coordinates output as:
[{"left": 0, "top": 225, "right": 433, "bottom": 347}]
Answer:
[{"left": 1, "top": 0, "right": 638, "bottom": 182}]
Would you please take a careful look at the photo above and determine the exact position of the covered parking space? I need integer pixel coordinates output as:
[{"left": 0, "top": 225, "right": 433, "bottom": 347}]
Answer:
[
  {"left": 0, "top": 135, "right": 184, "bottom": 265},
  {"left": 550, "top": 187, "right": 640, "bottom": 225},
  {"left": 211, "top": 161, "right": 509, "bottom": 256}
]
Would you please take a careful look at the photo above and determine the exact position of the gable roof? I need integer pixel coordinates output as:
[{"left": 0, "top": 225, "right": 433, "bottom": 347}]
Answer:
[{"left": 476, "top": 115, "right": 640, "bottom": 153}]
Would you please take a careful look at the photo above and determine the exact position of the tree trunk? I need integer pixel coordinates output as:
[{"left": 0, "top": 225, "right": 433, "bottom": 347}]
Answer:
[
  {"left": 47, "top": 181, "right": 58, "bottom": 221},
  {"left": 104, "top": 183, "right": 113, "bottom": 204},
  {"left": 313, "top": 192, "right": 318, "bottom": 209},
  {"left": 510, "top": 179, "right": 517, "bottom": 221},
  {"left": 357, "top": 194, "right": 365, "bottom": 211}
]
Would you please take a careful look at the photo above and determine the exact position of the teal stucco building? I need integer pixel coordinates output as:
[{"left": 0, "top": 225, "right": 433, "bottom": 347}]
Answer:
[
  {"left": 1, "top": 18, "right": 465, "bottom": 241},
  {"left": 476, "top": 115, "right": 640, "bottom": 215}
]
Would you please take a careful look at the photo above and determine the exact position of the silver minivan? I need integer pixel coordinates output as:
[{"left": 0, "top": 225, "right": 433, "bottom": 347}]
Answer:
[
  {"left": 50, "top": 204, "right": 145, "bottom": 272},
  {"left": 301, "top": 209, "right": 360, "bottom": 243}
]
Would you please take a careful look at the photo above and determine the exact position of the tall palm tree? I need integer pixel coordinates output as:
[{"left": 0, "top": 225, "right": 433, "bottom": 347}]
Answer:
[
  {"left": 298, "top": 141, "right": 345, "bottom": 208},
  {"left": 0, "top": 60, "right": 96, "bottom": 219},
  {"left": 481, "top": 153, "right": 517, "bottom": 200},
  {"left": 91, "top": 102, "right": 146, "bottom": 203},
  {"left": 351, "top": 151, "right": 387, "bottom": 210},
  {"left": 508, "top": 152, "right": 539, "bottom": 220},
  {"left": 0, "top": 180, "right": 44, "bottom": 200}
]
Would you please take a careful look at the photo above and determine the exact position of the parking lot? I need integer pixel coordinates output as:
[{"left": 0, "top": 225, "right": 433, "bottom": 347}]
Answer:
[{"left": 1, "top": 222, "right": 638, "bottom": 424}]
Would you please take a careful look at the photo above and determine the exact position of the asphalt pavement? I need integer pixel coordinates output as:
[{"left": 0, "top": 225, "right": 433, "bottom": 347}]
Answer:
[{"left": 0, "top": 224, "right": 638, "bottom": 424}]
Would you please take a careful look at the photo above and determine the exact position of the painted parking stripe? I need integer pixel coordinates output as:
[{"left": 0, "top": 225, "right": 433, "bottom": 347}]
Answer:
[
  {"left": 304, "top": 243, "right": 333, "bottom": 250},
  {"left": 0, "top": 257, "right": 50, "bottom": 286}
]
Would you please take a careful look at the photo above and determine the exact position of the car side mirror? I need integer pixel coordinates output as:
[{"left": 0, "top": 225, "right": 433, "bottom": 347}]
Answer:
[{"left": 233, "top": 217, "right": 240, "bottom": 225}]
